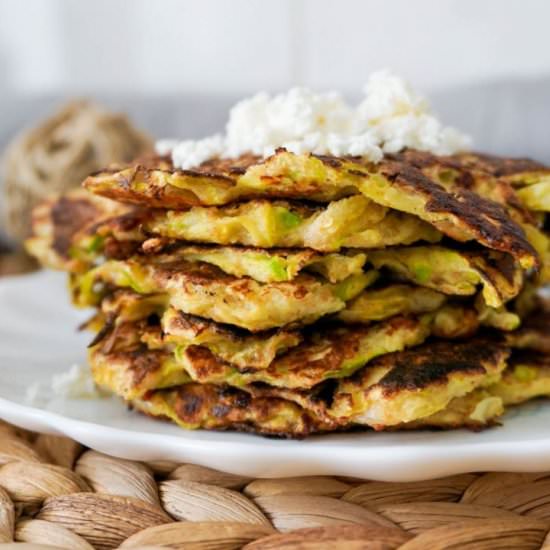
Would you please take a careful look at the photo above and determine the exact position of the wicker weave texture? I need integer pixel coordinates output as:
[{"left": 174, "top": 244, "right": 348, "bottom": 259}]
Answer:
[
  {"left": 1, "top": 101, "right": 151, "bottom": 244},
  {"left": 0, "top": 422, "right": 549, "bottom": 549}
]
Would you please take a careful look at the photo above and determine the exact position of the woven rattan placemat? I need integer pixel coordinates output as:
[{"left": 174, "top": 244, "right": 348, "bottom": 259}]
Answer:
[{"left": 0, "top": 421, "right": 548, "bottom": 549}]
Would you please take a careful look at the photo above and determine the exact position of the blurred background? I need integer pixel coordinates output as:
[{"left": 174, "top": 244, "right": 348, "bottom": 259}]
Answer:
[
  {"left": 1, "top": 0, "right": 550, "bottom": 156},
  {"left": 0, "top": 0, "right": 549, "bottom": 256}
]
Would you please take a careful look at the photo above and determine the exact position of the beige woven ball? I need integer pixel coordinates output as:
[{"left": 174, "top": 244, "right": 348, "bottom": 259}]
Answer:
[{"left": 1, "top": 100, "right": 152, "bottom": 244}]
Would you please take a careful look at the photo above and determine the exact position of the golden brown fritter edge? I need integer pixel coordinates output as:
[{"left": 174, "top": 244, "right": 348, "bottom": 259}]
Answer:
[
  {"left": 82, "top": 149, "right": 539, "bottom": 268},
  {"left": 390, "top": 149, "right": 536, "bottom": 224},
  {"left": 125, "top": 335, "right": 509, "bottom": 437},
  {"left": 25, "top": 189, "right": 143, "bottom": 272}
]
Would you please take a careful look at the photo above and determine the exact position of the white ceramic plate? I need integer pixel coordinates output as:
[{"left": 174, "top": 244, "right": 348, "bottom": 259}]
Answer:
[{"left": 1, "top": 271, "right": 550, "bottom": 481}]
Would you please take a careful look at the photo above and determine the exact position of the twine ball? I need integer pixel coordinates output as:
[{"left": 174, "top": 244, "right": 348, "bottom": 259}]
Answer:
[{"left": 1, "top": 100, "right": 152, "bottom": 243}]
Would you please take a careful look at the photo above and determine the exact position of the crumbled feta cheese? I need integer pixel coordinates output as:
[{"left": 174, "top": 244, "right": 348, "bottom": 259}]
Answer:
[
  {"left": 25, "top": 364, "right": 105, "bottom": 406},
  {"left": 224, "top": 88, "right": 356, "bottom": 158},
  {"left": 171, "top": 134, "right": 225, "bottom": 170},
  {"left": 157, "top": 70, "right": 471, "bottom": 169},
  {"left": 359, "top": 71, "right": 472, "bottom": 154}
]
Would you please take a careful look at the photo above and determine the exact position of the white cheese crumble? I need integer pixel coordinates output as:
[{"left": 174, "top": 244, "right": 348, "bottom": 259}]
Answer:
[
  {"left": 157, "top": 70, "right": 471, "bottom": 169},
  {"left": 25, "top": 364, "right": 105, "bottom": 406}
]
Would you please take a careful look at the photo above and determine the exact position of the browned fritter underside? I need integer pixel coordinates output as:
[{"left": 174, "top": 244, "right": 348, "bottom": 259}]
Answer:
[
  {"left": 147, "top": 383, "right": 337, "bottom": 437},
  {"left": 91, "top": 345, "right": 336, "bottom": 437},
  {"left": 94, "top": 333, "right": 510, "bottom": 437}
]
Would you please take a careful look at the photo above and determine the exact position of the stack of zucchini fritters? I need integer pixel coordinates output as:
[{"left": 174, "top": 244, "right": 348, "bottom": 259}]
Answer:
[{"left": 26, "top": 148, "right": 550, "bottom": 437}]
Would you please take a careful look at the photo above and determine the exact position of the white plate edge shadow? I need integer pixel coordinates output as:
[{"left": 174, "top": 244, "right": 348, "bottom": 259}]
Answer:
[{"left": 1, "top": 270, "right": 550, "bottom": 481}]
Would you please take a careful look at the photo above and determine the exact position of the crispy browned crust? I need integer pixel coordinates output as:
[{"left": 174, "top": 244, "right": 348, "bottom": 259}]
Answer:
[
  {"left": 87, "top": 152, "right": 347, "bottom": 207},
  {"left": 181, "top": 153, "right": 261, "bottom": 176},
  {"left": 452, "top": 152, "right": 550, "bottom": 178},
  {"left": 86, "top": 166, "right": 198, "bottom": 209},
  {"left": 366, "top": 338, "right": 508, "bottom": 398},
  {"left": 94, "top": 346, "right": 170, "bottom": 387},
  {"left": 370, "top": 157, "right": 538, "bottom": 267},
  {"left": 176, "top": 314, "right": 429, "bottom": 388},
  {"left": 296, "top": 153, "right": 536, "bottom": 266},
  {"left": 511, "top": 349, "right": 550, "bottom": 368},
  {"left": 124, "top": 348, "right": 169, "bottom": 387},
  {"left": 169, "top": 383, "right": 334, "bottom": 437},
  {"left": 100, "top": 153, "right": 260, "bottom": 176},
  {"left": 50, "top": 196, "right": 100, "bottom": 258},
  {"left": 154, "top": 258, "right": 234, "bottom": 284},
  {"left": 85, "top": 155, "right": 261, "bottom": 209},
  {"left": 92, "top": 295, "right": 303, "bottom": 364},
  {"left": 27, "top": 190, "right": 142, "bottom": 271},
  {"left": 98, "top": 289, "right": 287, "bottom": 342},
  {"left": 394, "top": 149, "right": 548, "bottom": 178},
  {"left": 471, "top": 248, "right": 518, "bottom": 286},
  {"left": 91, "top": 322, "right": 511, "bottom": 436},
  {"left": 163, "top": 308, "right": 298, "bottom": 345},
  {"left": 89, "top": 336, "right": 336, "bottom": 437},
  {"left": 75, "top": 253, "right": 357, "bottom": 331},
  {"left": 240, "top": 337, "right": 509, "bottom": 430},
  {"left": 89, "top": 209, "right": 145, "bottom": 239},
  {"left": 89, "top": 318, "right": 162, "bottom": 354},
  {"left": 264, "top": 317, "right": 421, "bottom": 381},
  {"left": 390, "top": 149, "right": 535, "bottom": 224},
  {"left": 165, "top": 309, "right": 247, "bottom": 340}
]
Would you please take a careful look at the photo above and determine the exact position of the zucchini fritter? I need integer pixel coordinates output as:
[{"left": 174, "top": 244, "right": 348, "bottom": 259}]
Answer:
[
  {"left": 89, "top": 314, "right": 432, "bottom": 398},
  {"left": 145, "top": 196, "right": 441, "bottom": 252},
  {"left": 83, "top": 150, "right": 539, "bottom": 268},
  {"left": 159, "top": 308, "right": 301, "bottom": 369},
  {"left": 25, "top": 190, "right": 137, "bottom": 272},
  {"left": 399, "top": 390, "right": 504, "bottom": 430},
  {"left": 453, "top": 152, "right": 550, "bottom": 213},
  {"left": 177, "top": 315, "right": 433, "bottom": 390},
  {"left": 507, "top": 310, "right": 550, "bottom": 353},
  {"left": 142, "top": 244, "right": 369, "bottom": 283},
  {"left": 369, "top": 246, "right": 524, "bottom": 308},
  {"left": 391, "top": 150, "right": 535, "bottom": 223},
  {"left": 490, "top": 351, "right": 550, "bottom": 405},
  {"left": 392, "top": 149, "right": 550, "bottom": 282},
  {"left": 94, "top": 339, "right": 509, "bottom": 435},
  {"left": 30, "top": 192, "right": 442, "bottom": 264},
  {"left": 256, "top": 338, "right": 509, "bottom": 429},
  {"left": 90, "top": 301, "right": 488, "bottom": 398},
  {"left": 337, "top": 284, "right": 446, "bottom": 323},
  {"left": 91, "top": 348, "right": 190, "bottom": 400},
  {"left": 123, "top": 351, "right": 550, "bottom": 437},
  {"left": 131, "top": 382, "right": 337, "bottom": 438},
  {"left": 24, "top": 146, "right": 550, "bottom": 438},
  {"left": 332, "top": 338, "right": 508, "bottom": 428},
  {"left": 72, "top": 257, "right": 376, "bottom": 332}
]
